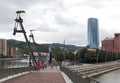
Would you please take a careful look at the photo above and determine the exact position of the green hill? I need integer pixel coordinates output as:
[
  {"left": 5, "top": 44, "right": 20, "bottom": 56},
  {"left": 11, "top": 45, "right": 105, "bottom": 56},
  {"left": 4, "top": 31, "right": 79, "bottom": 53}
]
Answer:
[{"left": 7, "top": 39, "right": 82, "bottom": 52}]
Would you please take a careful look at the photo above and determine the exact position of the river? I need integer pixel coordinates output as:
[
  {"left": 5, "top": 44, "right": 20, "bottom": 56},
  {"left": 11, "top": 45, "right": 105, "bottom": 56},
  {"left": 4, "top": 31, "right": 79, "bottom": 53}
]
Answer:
[
  {"left": 94, "top": 69, "right": 120, "bottom": 83},
  {"left": 0, "top": 58, "right": 29, "bottom": 69}
]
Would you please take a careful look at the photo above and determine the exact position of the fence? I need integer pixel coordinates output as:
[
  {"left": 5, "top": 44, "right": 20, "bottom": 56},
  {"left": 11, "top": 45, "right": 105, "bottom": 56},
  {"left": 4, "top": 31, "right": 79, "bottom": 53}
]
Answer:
[{"left": 0, "top": 67, "right": 29, "bottom": 79}]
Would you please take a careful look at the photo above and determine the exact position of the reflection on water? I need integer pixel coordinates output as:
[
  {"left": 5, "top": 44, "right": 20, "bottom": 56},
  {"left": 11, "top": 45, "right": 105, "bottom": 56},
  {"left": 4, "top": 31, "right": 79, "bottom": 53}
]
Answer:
[
  {"left": 0, "top": 58, "right": 29, "bottom": 69},
  {"left": 94, "top": 69, "right": 120, "bottom": 83}
]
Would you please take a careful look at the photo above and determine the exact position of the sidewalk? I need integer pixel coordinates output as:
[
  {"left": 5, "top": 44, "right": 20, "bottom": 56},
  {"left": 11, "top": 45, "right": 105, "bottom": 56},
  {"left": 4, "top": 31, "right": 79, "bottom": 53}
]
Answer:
[{"left": 2, "top": 66, "right": 66, "bottom": 83}]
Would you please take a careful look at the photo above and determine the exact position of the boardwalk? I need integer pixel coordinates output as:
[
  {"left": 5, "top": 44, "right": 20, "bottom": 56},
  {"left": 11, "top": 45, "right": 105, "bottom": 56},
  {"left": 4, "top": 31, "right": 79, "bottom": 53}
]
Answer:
[{"left": 2, "top": 66, "right": 66, "bottom": 83}]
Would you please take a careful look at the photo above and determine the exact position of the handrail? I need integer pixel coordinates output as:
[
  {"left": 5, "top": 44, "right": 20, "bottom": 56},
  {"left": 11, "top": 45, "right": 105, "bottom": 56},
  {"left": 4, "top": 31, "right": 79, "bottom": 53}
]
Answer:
[{"left": 0, "top": 67, "right": 29, "bottom": 79}]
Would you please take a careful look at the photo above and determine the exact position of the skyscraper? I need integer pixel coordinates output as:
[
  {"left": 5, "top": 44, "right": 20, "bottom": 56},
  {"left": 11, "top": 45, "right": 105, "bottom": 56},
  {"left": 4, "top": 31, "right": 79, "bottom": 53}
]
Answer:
[{"left": 88, "top": 18, "right": 99, "bottom": 48}]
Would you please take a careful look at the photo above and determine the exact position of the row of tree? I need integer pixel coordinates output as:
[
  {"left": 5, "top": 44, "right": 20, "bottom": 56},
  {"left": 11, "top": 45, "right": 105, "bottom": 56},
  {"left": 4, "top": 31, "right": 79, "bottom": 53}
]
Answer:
[
  {"left": 52, "top": 47, "right": 120, "bottom": 64},
  {"left": 75, "top": 48, "right": 120, "bottom": 63}
]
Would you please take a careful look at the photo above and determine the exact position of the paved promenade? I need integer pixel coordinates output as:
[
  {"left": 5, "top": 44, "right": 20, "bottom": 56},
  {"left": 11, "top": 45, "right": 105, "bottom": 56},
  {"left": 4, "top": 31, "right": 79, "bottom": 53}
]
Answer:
[{"left": 2, "top": 66, "right": 66, "bottom": 83}]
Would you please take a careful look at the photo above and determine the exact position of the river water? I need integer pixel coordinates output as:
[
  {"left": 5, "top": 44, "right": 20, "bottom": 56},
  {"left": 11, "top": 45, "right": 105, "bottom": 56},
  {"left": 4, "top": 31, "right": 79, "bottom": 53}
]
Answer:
[
  {"left": 94, "top": 69, "right": 120, "bottom": 83},
  {"left": 0, "top": 58, "right": 29, "bottom": 69}
]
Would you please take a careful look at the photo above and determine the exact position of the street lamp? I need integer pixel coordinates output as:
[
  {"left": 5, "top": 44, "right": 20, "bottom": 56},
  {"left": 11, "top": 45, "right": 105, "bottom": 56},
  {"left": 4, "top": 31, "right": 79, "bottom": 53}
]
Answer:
[
  {"left": 49, "top": 46, "right": 52, "bottom": 64},
  {"left": 63, "top": 39, "right": 65, "bottom": 66},
  {"left": 105, "top": 52, "right": 108, "bottom": 62},
  {"left": 96, "top": 49, "right": 100, "bottom": 63}
]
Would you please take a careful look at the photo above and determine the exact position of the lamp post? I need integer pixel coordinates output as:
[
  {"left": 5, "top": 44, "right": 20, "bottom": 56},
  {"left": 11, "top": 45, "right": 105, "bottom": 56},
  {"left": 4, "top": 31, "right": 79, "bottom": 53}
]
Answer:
[
  {"left": 96, "top": 49, "right": 100, "bottom": 63},
  {"left": 49, "top": 46, "right": 52, "bottom": 64},
  {"left": 63, "top": 39, "right": 65, "bottom": 66},
  {"left": 105, "top": 52, "right": 107, "bottom": 62},
  {"left": 116, "top": 48, "right": 118, "bottom": 60}
]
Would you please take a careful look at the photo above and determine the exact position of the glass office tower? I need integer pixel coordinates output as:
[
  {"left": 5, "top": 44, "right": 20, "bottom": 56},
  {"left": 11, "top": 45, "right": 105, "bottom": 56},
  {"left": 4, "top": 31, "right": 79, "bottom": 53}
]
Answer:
[{"left": 88, "top": 18, "right": 99, "bottom": 48}]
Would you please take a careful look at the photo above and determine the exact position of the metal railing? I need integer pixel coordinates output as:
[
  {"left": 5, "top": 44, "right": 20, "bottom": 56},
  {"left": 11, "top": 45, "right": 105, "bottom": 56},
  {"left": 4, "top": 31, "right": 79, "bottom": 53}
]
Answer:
[{"left": 0, "top": 67, "right": 29, "bottom": 79}]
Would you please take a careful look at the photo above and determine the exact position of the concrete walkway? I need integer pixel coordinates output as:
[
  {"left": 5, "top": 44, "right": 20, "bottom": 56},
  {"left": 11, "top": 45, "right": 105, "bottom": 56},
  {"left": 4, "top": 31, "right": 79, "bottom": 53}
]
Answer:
[{"left": 2, "top": 66, "right": 66, "bottom": 83}]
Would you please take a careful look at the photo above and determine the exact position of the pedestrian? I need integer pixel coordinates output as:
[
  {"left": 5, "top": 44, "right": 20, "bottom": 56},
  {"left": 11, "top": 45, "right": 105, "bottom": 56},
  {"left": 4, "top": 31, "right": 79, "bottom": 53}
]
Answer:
[
  {"left": 44, "top": 64, "right": 47, "bottom": 69},
  {"left": 42, "top": 63, "right": 45, "bottom": 70},
  {"left": 36, "top": 60, "right": 41, "bottom": 70},
  {"left": 51, "top": 63, "right": 53, "bottom": 69}
]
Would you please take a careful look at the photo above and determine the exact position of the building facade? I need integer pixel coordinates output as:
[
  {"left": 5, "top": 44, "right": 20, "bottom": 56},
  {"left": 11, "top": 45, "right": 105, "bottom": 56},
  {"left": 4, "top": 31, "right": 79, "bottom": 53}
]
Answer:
[
  {"left": 102, "top": 33, "right": 120, "bottom": 52},
  {"left": 88, "top": 18, "right": 99, "bottom": 48},
  {"left": 0, "top": 39, "right": 20, "bottom": 57},
  {"left": 7, "top": 46, "right": 16, "bottom": 57},
  {"left": 0, "top": 39, "right": 7, "bottom": 56}
]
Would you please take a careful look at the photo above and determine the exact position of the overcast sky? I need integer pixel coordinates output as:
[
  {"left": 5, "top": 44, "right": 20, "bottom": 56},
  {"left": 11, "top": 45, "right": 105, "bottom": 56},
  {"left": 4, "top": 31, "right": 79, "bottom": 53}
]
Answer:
[{"left": 0, "top": 0, "right": 120, "bottom": 46}]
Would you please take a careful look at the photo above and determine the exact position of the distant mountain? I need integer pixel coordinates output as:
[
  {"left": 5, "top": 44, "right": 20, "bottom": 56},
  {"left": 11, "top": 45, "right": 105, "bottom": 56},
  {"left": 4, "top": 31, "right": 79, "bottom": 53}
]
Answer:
[
  {"left": 7, "top": 39, "right": 83, "bottom": 52},
  {"left": 46, "top": 43, "right": 83, "bottom": 51}
]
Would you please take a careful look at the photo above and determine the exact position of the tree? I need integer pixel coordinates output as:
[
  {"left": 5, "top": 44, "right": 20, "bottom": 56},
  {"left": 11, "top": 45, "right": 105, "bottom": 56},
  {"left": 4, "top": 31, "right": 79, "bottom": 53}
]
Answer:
[
  {"left": 52, "top": 48, "right": 64, "bottom": 62},
  {"left": 75, "top": 48, "right": 87, "bottom": 63},
  {"left": 65, "top": 50, "right": 74, "bottom": 60},
  {"left": 84, "top": 51, "right": 96, "bottom": 63}
]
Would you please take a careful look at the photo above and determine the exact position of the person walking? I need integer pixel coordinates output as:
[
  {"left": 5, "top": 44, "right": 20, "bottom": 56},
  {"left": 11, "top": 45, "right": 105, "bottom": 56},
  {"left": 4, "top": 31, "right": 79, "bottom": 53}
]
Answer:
[{"left": 36, "top": 60, "right": 41, "bottom": 70}]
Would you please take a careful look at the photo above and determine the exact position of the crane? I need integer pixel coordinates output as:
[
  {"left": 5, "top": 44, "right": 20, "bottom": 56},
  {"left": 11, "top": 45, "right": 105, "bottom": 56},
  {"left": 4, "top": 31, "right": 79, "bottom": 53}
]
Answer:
[
  {"left": 29, "top": 30, "right": 43, "bottom": 62},
  {"left": 13, "top": 10, "right": 37, "bottom": 70}
]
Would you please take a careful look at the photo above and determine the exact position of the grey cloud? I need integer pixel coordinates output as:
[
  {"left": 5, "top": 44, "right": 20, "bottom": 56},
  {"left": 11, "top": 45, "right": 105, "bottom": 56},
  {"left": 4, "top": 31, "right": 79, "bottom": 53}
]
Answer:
[
  {"left": 34, "top": 23, "right": 58, "bottom": 32},
  {"left": 100, "top": 29, "right": 114, "bottom": 40},
  {"left": 52, "top": 25, "right": 87, "bottom": 46},
  {"left": 65, "top": 33, "right": 87, "bottom": 46},
  {"left": 54, "top": 15, "right": 79, "bottom": 28},
  {"left": 1, "top": 0, "right": 115, "bottom": 46},
  {"left": 0, "top": 24, "right": 13, "bottom": 32},
  {"left": 0, "top": 3, "right": 15, "bottom": 24},
  {"left": 39, "top": 0, "right": 65, "bottom": 14},
  {"left": 13, "top": 0, "right": 64, "bottom": 11},
  {"left": 99, "top": 27, "right": 115, "bottom": 47},
  {"left": 0, "top": 2, "right": 15, "bottom": 32},
  {"left": 0, "top": 0, "right": 64, "bottom": 32},
  {"left": 77, "top": 0, "right": 105, "bottom": 9},
  {"left": 0, "top": 0, "right": 53, "bottom": 8}
]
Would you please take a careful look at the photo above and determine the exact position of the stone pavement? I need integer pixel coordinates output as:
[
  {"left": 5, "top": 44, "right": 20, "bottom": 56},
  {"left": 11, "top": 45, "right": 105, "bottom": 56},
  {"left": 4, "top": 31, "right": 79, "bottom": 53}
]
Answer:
[{"left": 2, "top": 66, "right": 66, "bottom": 83}]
